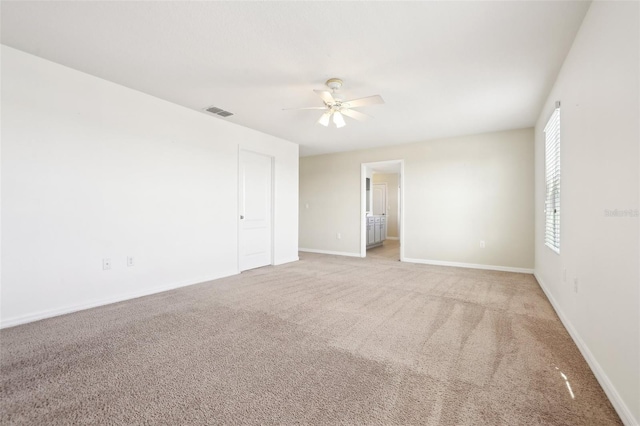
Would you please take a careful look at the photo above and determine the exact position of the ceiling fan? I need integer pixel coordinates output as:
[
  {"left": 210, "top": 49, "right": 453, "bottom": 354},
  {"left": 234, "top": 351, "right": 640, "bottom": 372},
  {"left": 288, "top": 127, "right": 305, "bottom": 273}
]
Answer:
[{"left": 285, "top": 78, "right": 384, "bottom": 128}]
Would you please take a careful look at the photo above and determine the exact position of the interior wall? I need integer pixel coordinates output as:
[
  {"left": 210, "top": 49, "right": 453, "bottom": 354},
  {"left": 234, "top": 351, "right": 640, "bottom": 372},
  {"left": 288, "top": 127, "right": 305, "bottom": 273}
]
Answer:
[
  {"left": 299, "top": 128, "right": 534, "bottom": 271},
  {"left": 533, "top": 2, "right": 639, "bottom": 423},
  {"left": 372, "top": 173, "right": 399, "bottom": 238},
  {"left": 0, "top": 46, "right": 299, "bottom": 327}
]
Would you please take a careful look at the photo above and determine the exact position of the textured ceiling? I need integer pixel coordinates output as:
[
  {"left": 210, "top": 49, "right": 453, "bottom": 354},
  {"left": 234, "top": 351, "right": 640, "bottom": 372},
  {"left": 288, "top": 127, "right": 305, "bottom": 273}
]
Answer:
[{"left": 1, "top": 1, "right": 590, "bottom": 156}]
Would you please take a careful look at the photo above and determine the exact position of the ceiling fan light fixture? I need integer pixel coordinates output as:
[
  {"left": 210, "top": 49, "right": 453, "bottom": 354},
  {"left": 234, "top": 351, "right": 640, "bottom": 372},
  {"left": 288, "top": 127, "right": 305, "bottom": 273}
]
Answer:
[
  {"left": 318, "top": 111, "right": 331, "bottom": 127},
  {"left": 333, "top": 111, "right": 346, "bottom": 128},
  {"left": 285, "top": 78, "right": 384, "bottom": 129}
]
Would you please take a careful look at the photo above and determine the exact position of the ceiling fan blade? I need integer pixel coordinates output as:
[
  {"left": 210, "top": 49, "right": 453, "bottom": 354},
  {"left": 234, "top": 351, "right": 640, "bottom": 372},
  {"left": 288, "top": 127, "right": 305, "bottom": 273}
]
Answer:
[
  {"left": 314, "top": 90, "right": 336, "bottom": 105},
  {"left": 343, "top": 95, "right": 385, "bottom": 108},
  {"left": 340, "top": 108, "right": 371, "bottom": 121},
  {"left": 318, "top": 111, "right": 332, "bottom": 127},
  {"left": 282, "top": 106, "right": 327, "bottom": 110}
]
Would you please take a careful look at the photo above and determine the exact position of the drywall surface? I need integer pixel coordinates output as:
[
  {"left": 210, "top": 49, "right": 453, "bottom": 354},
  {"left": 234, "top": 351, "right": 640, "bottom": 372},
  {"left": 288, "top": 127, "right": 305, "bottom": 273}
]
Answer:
[
  {"left": 1, "top": 46, "right": 298, "bottom": 327},
  {"left": 300, "top": 128, "right": 534, "bottom": 269},
  {"left": 372, "top": 173, "right": 399, "bottom": 238},
  {"left": 534, "top": 2, "right": 639, "bottom": 423}
]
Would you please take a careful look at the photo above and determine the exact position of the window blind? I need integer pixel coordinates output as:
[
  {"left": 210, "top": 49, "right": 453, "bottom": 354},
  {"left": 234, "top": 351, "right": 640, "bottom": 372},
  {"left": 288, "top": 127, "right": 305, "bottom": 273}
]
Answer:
[{"left": 544, "top": 105, "right": 561, "bottom": 253}]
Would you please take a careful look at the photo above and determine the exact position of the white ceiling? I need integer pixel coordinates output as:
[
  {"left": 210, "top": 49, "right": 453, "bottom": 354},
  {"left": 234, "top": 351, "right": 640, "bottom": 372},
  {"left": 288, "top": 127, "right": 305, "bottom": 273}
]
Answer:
[{"left": 1, "top": 1, "right": 590, "bottom": 156}]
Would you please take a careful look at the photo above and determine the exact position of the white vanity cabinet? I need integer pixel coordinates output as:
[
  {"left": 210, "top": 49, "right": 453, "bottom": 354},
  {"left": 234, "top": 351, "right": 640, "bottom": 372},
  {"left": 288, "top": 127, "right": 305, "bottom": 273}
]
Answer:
[{"left": 366, "top": 215, "right": 386, "bottom": 248}]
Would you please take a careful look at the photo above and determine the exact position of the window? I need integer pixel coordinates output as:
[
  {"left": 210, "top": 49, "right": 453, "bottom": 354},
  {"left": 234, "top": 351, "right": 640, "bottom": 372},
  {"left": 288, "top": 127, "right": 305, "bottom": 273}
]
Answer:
[{"left": 544, "top": 102, "right": 561, "bottom": 253}]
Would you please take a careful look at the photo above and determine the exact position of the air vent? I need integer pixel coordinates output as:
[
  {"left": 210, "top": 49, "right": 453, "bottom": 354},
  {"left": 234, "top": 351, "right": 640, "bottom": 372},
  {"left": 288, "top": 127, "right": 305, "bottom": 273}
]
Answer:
[{"left": 205, "top": 106, "right": 234, "bottom": 118}]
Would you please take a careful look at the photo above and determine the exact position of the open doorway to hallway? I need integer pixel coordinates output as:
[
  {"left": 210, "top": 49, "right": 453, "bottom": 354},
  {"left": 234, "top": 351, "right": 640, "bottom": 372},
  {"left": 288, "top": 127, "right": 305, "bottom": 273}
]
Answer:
[
  {"left": 360, "top": 160, "right": 404, "bottom": 261},
  {"left": 366, "top": 239, "right": 401, "bottom": 260}
]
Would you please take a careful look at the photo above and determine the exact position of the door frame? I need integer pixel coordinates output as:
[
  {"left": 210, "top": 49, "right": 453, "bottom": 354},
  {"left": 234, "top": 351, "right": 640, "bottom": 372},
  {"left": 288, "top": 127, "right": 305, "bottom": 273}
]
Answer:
[
  {"left": 238, "top": 148, "right": 275, "bottom": 272},
  {"left": 360, "top": 160, "right": 405, "bottom": 260}
]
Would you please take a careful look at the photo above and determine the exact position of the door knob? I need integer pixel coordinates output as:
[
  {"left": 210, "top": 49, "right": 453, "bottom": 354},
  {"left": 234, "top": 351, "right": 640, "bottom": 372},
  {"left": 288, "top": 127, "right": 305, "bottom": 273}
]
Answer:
[{"left": 240, "top": 215, "right": 244, "bottom": 219}]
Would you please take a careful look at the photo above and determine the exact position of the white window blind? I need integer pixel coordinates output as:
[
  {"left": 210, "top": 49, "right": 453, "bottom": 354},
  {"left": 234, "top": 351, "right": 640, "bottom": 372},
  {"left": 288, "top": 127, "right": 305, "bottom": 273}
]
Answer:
[{"left": 544, "top": 104, "right": 561, "bottom": 253}]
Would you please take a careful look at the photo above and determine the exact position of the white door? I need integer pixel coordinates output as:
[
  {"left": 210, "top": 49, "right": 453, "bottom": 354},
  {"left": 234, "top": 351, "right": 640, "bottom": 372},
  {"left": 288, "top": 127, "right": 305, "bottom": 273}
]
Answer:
[
  {"left": 239, "top": 150, "right": 272, "bottom": 271},
  {"left": 372, "top": 183, "right": 387, "bottom": 216}
]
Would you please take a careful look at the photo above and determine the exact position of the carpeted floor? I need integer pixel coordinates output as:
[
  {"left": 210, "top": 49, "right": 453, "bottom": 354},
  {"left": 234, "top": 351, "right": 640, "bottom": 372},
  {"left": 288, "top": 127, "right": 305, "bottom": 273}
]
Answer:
[{"left": 1, "top": 244, "right": 621, "bottom": 425}]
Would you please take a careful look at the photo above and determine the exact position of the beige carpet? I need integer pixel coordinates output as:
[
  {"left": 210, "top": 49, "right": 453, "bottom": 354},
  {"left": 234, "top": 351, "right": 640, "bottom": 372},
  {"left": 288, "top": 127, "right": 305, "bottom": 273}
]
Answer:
[{"left": 1, "top": 246, "right": 620, "bottom": 425}]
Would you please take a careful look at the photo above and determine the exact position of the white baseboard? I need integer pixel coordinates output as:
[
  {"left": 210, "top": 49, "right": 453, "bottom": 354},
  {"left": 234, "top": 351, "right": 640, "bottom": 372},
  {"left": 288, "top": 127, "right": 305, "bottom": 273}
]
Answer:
[
  {"left": 274, "top": 256, "right": 299, "bottom": 266},
  {"left": 299, "top": 248, "right": 362, "bottom": 258},
  {"left": 0, "top": 271, "right": 239, "bottom": 329},
  {"left": 403, "top": 257, "right": 533, "bottom": 274},
  {"left": 386, "top": 236, "right": 399, "bottom": 240},
  {"left": 534, "top": 273, "right": 637, "bottom": 426}
]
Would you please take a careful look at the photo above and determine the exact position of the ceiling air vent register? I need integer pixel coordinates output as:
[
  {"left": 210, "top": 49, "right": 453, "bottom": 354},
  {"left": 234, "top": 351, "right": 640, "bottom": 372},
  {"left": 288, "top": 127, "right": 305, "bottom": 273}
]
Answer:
[{"left": 205, "top": 106, "right": 234, "bottom": 118}]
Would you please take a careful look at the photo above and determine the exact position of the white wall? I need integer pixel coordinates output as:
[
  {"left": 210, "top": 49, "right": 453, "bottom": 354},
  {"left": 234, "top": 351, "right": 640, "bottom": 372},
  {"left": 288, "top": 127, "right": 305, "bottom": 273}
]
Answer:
[
  {"left": 0, "top": 46, "right": 299, "bottom": 327},
  {"left": 300, "top": 128, "right": 534, "bottom": 272},
  {"left": 534, "top": 2, "right": 639, "bottom": 424}
]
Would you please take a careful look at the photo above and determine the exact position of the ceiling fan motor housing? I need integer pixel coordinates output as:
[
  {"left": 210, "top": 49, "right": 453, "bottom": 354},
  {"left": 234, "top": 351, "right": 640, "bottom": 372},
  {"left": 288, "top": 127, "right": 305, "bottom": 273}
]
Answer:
[{"left": 326, "top": 78, "right": 343, "bottom": 91}]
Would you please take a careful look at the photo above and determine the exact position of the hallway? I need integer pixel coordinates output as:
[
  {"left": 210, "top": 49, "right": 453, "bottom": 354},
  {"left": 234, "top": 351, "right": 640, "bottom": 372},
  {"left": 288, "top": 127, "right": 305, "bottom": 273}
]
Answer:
[{"left": 366, "top": 239, "right": 400, "bottom": 261}]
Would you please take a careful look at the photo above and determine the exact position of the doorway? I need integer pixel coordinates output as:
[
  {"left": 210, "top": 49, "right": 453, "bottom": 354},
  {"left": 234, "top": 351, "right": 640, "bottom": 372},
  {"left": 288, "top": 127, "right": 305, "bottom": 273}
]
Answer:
[
  {"left": 360, "top": 160, "right": 404, "bottom": 260},
  {"left": 238, "top": 149, "right": 273, "bottom": 271}
]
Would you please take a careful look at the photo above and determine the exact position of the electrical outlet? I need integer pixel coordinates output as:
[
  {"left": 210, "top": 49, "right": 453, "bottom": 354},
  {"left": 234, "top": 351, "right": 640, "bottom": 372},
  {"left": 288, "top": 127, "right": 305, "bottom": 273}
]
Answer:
[
  {"left": 573, "top": 278, "right": 578, "bottom": 293},
  {"left": 103, "top": 258, "right": 111, "bottom": 270},
  {"left": 337, "top": 232, "right": 342, "bottom": 240},
  {"left": 127, "top": 257, "right": 134, "bottom": 267},
  {"left": 480, "top": 240, "right": 485, "bottom": 249}
]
